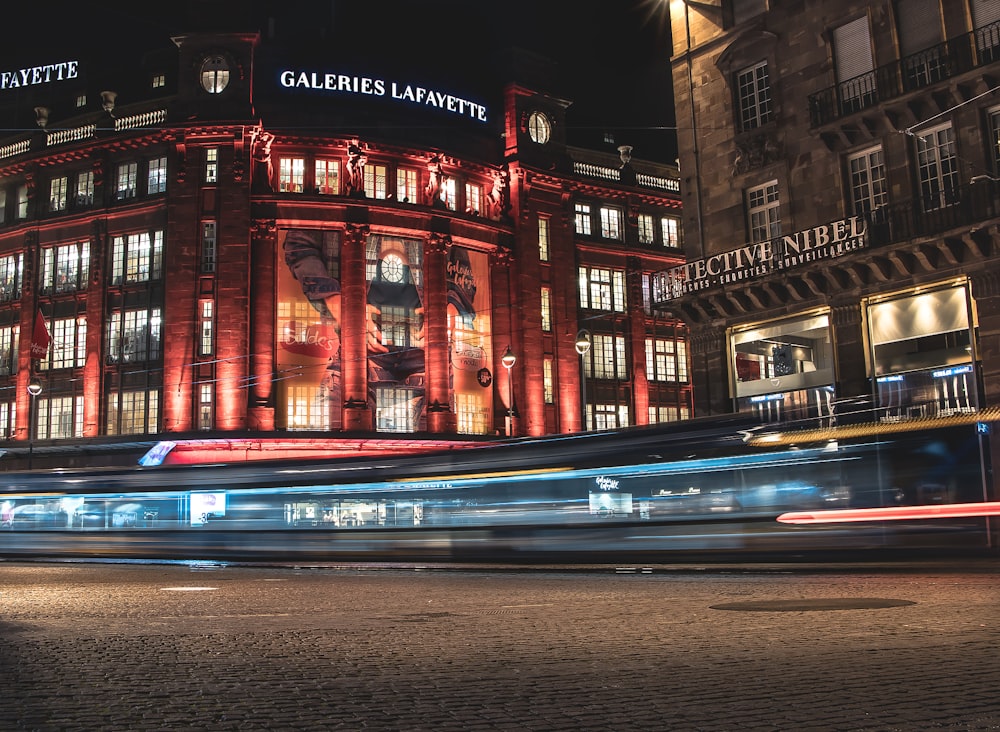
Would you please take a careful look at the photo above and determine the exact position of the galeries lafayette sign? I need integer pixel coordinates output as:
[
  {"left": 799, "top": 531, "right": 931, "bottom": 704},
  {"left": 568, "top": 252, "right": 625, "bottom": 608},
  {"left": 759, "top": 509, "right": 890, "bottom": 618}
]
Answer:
[
  {"left": 1, "top": 61, "right": 79, "bottom": 90},
  {"left": 651, "top": 215, "right": 867, "bottom": 303}
]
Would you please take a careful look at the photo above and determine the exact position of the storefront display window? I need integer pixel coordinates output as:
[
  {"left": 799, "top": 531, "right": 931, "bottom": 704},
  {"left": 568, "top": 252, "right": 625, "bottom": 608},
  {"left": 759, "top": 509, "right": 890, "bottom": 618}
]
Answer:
[{"left": 731, "top": 313, "right": 833, "bottom": 398}]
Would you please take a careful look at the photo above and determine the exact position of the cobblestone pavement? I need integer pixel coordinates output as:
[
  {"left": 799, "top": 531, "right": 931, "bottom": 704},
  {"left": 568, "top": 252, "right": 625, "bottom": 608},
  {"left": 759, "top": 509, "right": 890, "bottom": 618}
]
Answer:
[{"left": 2, "top": 560, "right": 1000, "bottom": 731}]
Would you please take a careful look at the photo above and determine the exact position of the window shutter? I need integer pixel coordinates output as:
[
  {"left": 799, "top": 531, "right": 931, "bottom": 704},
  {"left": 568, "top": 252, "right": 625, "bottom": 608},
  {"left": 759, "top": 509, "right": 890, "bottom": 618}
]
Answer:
[
  {"left": 896, "top": 0, "right": 943, "bottom": 55},
  {"left": 834, "top": 16, "right": 873, "bottom": 83}
]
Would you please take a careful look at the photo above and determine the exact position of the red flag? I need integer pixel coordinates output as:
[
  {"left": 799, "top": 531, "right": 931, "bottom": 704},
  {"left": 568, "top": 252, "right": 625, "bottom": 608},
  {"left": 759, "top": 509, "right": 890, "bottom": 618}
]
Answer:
[{"left": 30, "top": 309, "right": 50, "bottom": 360}]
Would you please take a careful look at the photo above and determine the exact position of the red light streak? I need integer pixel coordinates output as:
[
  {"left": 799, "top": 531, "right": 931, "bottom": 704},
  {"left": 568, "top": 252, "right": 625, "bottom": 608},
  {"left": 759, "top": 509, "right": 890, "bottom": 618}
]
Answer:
[{"left": 777, "top": 502, "right": 1000, "bottom": 524}]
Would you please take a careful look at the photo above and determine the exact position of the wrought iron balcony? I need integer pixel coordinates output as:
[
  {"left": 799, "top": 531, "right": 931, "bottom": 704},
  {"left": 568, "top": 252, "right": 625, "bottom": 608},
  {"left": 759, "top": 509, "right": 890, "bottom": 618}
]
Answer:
[{"left": 809, "top": 21, "right": 1000, "bottom": 127}]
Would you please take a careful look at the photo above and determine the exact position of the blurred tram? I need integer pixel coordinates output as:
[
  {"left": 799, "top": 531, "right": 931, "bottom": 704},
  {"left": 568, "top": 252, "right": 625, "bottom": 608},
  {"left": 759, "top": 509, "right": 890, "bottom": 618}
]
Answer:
[{"left": 0, "top": 410, "right": 995, "bottom": 562}]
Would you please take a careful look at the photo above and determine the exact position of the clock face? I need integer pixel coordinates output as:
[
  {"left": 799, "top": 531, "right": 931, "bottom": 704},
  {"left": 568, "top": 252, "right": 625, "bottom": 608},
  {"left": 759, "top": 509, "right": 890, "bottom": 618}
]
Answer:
[
  {"left": 527, "top": 111, "right": 551, "bottom": 144},
  {"left": 382, "top": 253, "right": 404, "bottom": 283}
]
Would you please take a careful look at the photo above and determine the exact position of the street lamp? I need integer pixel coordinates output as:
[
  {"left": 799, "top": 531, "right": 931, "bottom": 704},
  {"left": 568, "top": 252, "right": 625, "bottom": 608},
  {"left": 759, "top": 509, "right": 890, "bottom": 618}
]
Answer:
[
  {"left": 501, "top": 345, "right": 516, "bottom": 436},
  {"left": 26, "top": 375, "right": 42, "bottom": 470},
  {"left": 575, "top": 329, "right": 591, "bottom": 432}
]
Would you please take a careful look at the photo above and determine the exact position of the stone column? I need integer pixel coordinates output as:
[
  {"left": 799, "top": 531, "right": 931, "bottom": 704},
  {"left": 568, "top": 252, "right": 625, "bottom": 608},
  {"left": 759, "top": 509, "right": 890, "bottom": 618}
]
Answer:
[
  {"left": 626, "top": 257, "right": 649, "bottom": 426},
  {"left": 83, "top": 219, "right": 105, "bottom": 437},
  {"left": 424, "top": 231, "right": 454, "bottom": 433},
  {"left": 341, "top": 221, "right": 372, "bottom": 431},
  {"left": 248, "top": 218, "right": 277, "bottom": 430}
]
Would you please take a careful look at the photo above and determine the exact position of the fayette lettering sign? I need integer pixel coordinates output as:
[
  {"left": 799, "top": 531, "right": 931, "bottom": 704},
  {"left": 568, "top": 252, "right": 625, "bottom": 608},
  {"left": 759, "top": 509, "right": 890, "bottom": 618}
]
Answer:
[
  {"left": 652, "top": 215, "right": 868, "bottom": 303},
  {"left": 1, "top": 61, "right": 78, "bottom": 91},
  {"left": 279, "top": 69, "right": 488, "bottom": 122}
]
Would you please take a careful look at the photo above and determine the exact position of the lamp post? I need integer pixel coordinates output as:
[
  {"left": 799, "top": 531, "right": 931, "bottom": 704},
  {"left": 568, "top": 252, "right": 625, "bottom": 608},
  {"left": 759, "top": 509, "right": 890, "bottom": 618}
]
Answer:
[
  {"left": 501, "top": 345, "right": 516, "bottom": 436},
  {"left": 26, "top": 375, "right": 41, "bottom": 470},
  {"left": 575, "top": 329, "right": 591, "bottom": 432}
]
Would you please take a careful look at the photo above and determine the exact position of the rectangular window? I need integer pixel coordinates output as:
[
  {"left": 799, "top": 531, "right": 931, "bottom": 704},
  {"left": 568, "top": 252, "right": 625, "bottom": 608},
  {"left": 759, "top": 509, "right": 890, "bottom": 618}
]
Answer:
[
  {"left": 0, "top": 324, "right": 19, "bottom": 376},
  {"left": 465, "top": 183, "right": 482, "bottom": 215},
  {"left": 205, "top": 148, "right": 219, "bottom": 184},
  {"left": 0, "top": 188, "right": 6, "bottom": 223},
  {"left": 834, "top": 16, "right": 875, "bottom": 112},
  {"left": 42, "top": 315, "right": 87, "bottom": 370},
  {"left": 0, "top": 253, "right": 20, "bottom": 302},
  {"left": 543, "top": 357, "right": 554, "bottom": 404},
  {"left": 116, "top": 162, "right": 137, "bottom": 200},
  {"left": 645, "top": 338, "right": 689, "bottom": 382},
  {"left": 592, "top": 402, "right": 629, "bottom": 431},
  {"left": 396, "top": 168, "right": 418, "bottom": 203},
  {"left": 541, "top": 287, "right": 552, "bottom": 331},
  {"left": 106, "top": 307, "right": 162, "bottom": 363},
  {"left": 40, "top": 242, "right": 90, "bottom": 294},
  {"left": 732, "top": 313, "right": 833, "bottom": 398},
  {"left": 364, "top": 164, "right": 388, "bottom": 200},
  {"left": 587, "top": 333, "right": 627, "bottom": 380},
  {"left": 37, "top": 395, "right": 84, "bottom": 440},
  {"left": 574, "top": 203, "right": 592, "bottom": 235},
  {"left": 599, "top": 206, "right": 623, "bottom": 240},
  {"left": 847, "top": 145, "right": 888, "bottom": 217},
  {"left": 202, "top": 221, "right": 217, "bottom": 274},
  {"left": 915, "top": 123, "right": 959, "bottom": 211},
  {"left": 0, "top": 399, "right": 14, "bottom": 439},
  {"left": 315, "top": 159, "right": 340, "bottom": 195},
  {"left": 454, "top": 392, "right": 488, "bottom": 435},
  {"left": 374, "top": 385, "right": 420, "bottom": 433},
  {"left": 16, "top": 184, "right": 28, "bottom": 219},
  {"left": 991, "top": 108, "right": 1000, "bottom": 174},
  {"left": 147, "top": 156, "right": 167, "bottom": 194},
  {"left": 106, "top": 390, "right": 159, "bottom": 436},
  {"left": 76, "top": 94, "right": 86, "bottom": 108},
  {"left": 199, "top": 300, "right": 214, "bottom": 356},
  {"left": 537, "top": 216, "right": 550, "bottom": 261},
  {"left": 638, "top": 214, "right": 655, "bottom": 244},
  {"left": 199, "top": 383, "right": 213, "bottom": 430},
  {"left": 661, "top": 216, "right": 681, "bottom": 248},
  {"left": 746, "top": 180, "right": 780, "bottom": 242},
  {"left": 736, "top": 61, "right": 773, "bottom": 132},
  {"left": 75, "top": 170, "right": 94, "bottom": 208},
  {"left": 49, "top": 177, "right": 68, "bottom": 212},
  {"left": 278, "top": 157, "right": 304, "bottom": 193},
  {"left": 110, "top": 231, "right": 163, "bottom": 286},
  {"left": 152, "top": 74, "right": 165, "bottom": 88},
  {"left": 439, "top": 177, "right": 456, "bottom": 210},
  {"left": 578, "top": 266, "right": 626, "bottom": 312},
  {"left": 648, "top": 405, "right": 690, "bottom": 423}
]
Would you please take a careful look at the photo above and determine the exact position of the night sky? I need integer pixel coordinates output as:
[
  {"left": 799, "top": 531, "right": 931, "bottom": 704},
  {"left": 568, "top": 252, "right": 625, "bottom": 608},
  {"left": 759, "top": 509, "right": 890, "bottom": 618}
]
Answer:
[{"left": 3, "top": 0, "right": 676, "bottom": 162}]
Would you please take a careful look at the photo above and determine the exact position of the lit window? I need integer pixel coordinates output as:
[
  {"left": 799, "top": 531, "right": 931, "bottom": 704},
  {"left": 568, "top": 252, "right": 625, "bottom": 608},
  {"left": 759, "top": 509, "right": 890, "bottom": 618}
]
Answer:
[
  {"left": 465, "top": 183, "right": 482, "bottom": 215},
  {"left": 202, "top": 221, "right": 217, "bottom": 274},
  {"left": 0, "top": 253, "right": 22, "bottom": 303},
  {"left": 0, "top": 189, "right": 6, "bottom": 224},
  {"left": 587, "top": 334, "right": 627, "bottom": 380},
  {"left": 116, "top": 162, "right": 137, "bottom": 200},
  {"left": 110, "top": 231, "right": 163, "bottom": 286},
  {"left": 205, "top": 148, "right": 219, "bottom": 184},
  {"left": 364, "top": 164, "right": 388, "bottom": 200},
  {"left": 200, "top": 55, "right": 230, "bottom": 94},
  {"left": 278, "top": 157, "right": 304, "bottom": 193},
  {"left": 541, "top": 287, "right": 552, "bottom": 331},
  {"left": 661, "top": 216, "right": 681, "bottom": 248},
  {"left": 746, "top": 181, "right": 780, "bottom": 243},
  {"left": 36, "top": 395, "right": 85, "bottom": 440},
  {"left": 49, "top": 177, "right": 68, "bottom": 212},
  {"left": 15, "top": 184, "right": 27, "bottom": 219},
  {"left": 439, "top": 177, "right": 456, "bottom": 210},
  {"left": 76, "top": 94, "right": 86, "bottom": 108},
  {"left": 0, "top": 323, "right": 19, "bottom": 376},
  {"left": 152, "top": 74, "right": 166, "bottom": 89},
  {"left": 736, "top": 61, "right": 773, "bottom": 132},
  {"left": 199, "top": 384, "right": 213, "bottom": 430},
  {"left": 148, "top": 156, "right": 167, "bottom": 194},
  {"left": 40, "top": 242, "right": 89, "bottom": 294},
  {"left": 645, "top": 338, "right": 689, "bottom": 382},
  {"left": 315, "top": 159, "right": 340, "bottom": 195},
  {"left": 599, "top": 206, "right": 623, "bottom": 240},
  {"left": 396, "top": 168, "right": 418, "bottom": 203},
  {"left": 578, "top": 266, "right": 626, "bottom": 312},
  {"left": 75, "top": 170, "right": 94, "bottom": 207},
  {"left": 199, "top": 300, "right": 214, "bottom": 356},
  {"left": 107, "top": 389, "right": 159, "bottom": 435},
  {"left": 106, "top": 307, "right": 162, "bottom": 364},
  {"left": 543, "top": 358, "right": 554, "bottom": 404},
  {"left": 592, "top": 402, "right": 629, "bottom": 430},
  {"left": 43, "top": 316, "right": 87, "bottom": 370},
  {"left": 574, "top": 203, "right": 592, "bottom": 235},
  {"left": 527, "top": 111, "right": 551, "bottom": 144},
  {"left": 638, "top": 214, "right": 655, "bottom": 244},
  {"left": 538, "top": 216, "right": 550, "bottom": 261}
]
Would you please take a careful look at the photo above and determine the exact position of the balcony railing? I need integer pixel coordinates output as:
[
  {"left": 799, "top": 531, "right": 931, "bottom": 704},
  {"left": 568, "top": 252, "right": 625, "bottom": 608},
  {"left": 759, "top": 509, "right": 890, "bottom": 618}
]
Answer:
[
  {"left": 809, "top": 21, "right": 1000, "bottom": 127},
  {"left": 864, "top": 179, "right": 1000, "bottom": 247}
]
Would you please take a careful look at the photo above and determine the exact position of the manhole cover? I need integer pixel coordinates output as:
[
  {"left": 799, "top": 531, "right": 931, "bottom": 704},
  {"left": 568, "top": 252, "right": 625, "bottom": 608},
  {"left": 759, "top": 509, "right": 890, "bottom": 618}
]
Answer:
[{"left": 710, "top": 598, "right": 916, "bottom": 612}]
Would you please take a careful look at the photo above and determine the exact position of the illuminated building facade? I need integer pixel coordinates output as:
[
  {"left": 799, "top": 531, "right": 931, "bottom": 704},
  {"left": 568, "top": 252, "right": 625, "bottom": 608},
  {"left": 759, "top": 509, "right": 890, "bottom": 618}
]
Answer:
[
  {"left": 0, "top": 30, "right": 686, "bottom": 466},
  {"left": 661, "top": 1, "right": 1000, "bottom": 495}
]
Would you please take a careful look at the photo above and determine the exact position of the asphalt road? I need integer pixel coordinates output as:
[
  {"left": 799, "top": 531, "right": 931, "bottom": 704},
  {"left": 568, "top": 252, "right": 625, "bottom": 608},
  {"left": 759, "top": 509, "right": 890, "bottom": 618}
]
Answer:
[{"left": 2, "top": 560, "right": 1000, "bottom": 731}]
